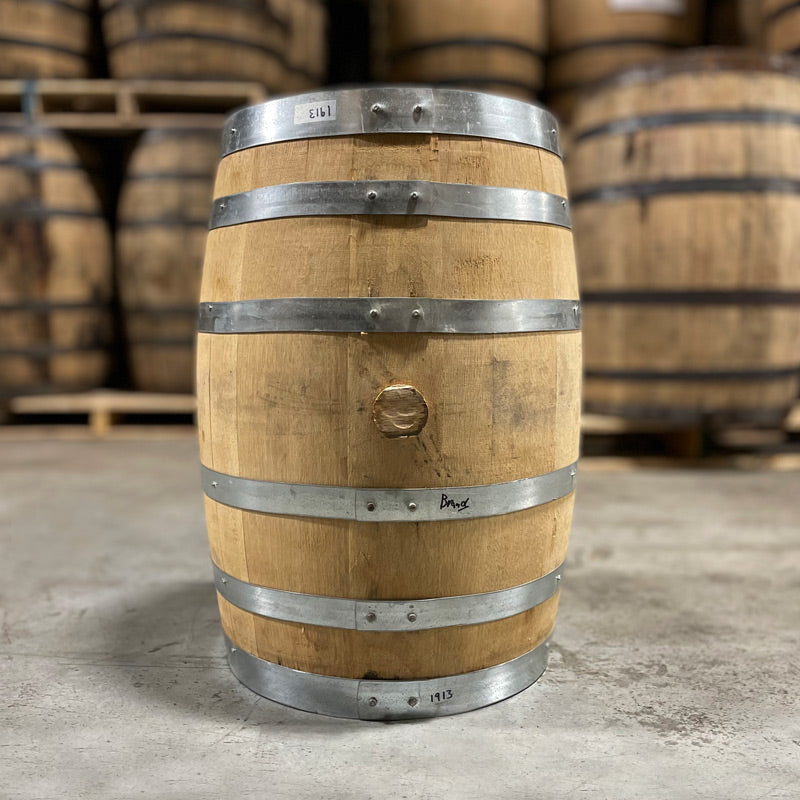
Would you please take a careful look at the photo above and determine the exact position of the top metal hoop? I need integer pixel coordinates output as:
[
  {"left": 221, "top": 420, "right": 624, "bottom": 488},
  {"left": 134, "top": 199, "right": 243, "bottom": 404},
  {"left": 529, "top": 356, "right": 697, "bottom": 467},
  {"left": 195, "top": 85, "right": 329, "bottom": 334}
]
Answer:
[{"left": 222, "top": 86, "right": 562, "bottom": 158}]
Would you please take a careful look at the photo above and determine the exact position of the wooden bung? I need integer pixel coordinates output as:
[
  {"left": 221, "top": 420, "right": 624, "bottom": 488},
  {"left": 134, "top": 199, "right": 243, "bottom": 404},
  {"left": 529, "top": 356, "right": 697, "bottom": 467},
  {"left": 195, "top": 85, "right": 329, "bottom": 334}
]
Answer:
[
  {"left": 0, "top": 127, "right": 113, "bottom": 397},
  {"left": 568, "top": 50, "right": 800, "bottom": 425},
  {"left": 197, "top": 88, "right": 581, "bottom": 717}
]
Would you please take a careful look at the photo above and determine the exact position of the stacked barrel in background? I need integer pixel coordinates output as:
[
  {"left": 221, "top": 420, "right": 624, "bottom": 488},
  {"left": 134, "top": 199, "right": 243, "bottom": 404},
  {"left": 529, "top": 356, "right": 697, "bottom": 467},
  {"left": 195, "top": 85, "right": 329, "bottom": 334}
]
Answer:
[
  {"left": 0, "top": 0, "right": 95, "bottom": 78},
  {"left": 116, "top": 129, "right": 219, "bottom": 392},
  {"left": 568, "top": 51, "right": 800, "bottom": 424},
  {"left": 0, "top": 127, "right": 113, "bottom": 397},
  {"left": 546, "top": 0, "right": 705, "bottom": 120},
  {"left": 760, "top": 0, "right": 800, "bottom": 53},
  {"left": 376, "top": 0, "right": 547, "bottom": 101}
]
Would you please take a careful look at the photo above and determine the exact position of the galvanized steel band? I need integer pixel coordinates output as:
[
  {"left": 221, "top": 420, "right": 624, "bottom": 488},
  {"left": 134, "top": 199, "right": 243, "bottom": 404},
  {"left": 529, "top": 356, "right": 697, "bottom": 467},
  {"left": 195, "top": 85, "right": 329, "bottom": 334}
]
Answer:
[
  {"left": 198, "top": 297, "right": 582, "bottom": 334},
  {"left": 202, "top": 462, "right": 577, "bottom": 522},
  {"left": 222, "top": 87, "right": 561, "bottom": 157},
  {"left": 224, "top": 634, "right": 550, "bottom": 720},
  {"left": 210, "top": 181, "right": 571, "bottom": 229},
  {"left": 213, "top": 562, "right": 564, "bottom": 631}
]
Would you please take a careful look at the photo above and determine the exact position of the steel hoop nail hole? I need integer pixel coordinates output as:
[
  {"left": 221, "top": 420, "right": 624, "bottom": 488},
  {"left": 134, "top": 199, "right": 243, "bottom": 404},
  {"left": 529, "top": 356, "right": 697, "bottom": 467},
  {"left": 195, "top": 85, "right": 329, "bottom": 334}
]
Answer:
[
  {"left": 366, "top": 502, "right": 376, "bottom": 512},
  {"left": 408, "top": 697, "right": 418, "bottom": 707},
  {"left": 365, "top": 612, "right": 377, "bottom": 623},
  {"left": 368, "top": 697, "right": 378, "bottom": 707}
]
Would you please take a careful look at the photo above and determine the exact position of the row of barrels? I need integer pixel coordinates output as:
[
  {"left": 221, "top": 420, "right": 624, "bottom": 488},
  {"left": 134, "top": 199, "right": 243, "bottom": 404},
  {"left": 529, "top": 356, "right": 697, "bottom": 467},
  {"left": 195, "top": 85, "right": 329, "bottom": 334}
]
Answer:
[
  {"left": 0, "top": 0, "right": 327, "bottom": 91},
  {"left": 0, "top": 124, "right": 214, "bottom": 398},
  {"left": 376, "top": 0, "right": 799, "bottom": 118},
  {"left": 5, "top": 49, "right": 800, "bottom": 423}
]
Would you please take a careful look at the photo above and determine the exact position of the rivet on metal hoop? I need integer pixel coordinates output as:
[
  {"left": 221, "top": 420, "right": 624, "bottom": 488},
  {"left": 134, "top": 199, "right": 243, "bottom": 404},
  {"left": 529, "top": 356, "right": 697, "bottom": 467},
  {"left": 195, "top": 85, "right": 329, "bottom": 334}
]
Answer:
[
  {"left": 365, "top": 612, "right": 377, "bottom": 623},
  {"left": 367, "top": 190, "right": 378, "bottom": 201},
  {"left": 368, "top": 697, "right": 378, "bottom": 707},
  {"left": 371, "top": 103, "right": 383, "bottom": 114},
  {"left": 366, "top": 502, "right": 376, "bottom": 512},
  {"left": 407, "top": 612, "right": 418, "bottom": 623},
  {"left": 408, "top": 697, "right": 418, "bottom": 707},
  {"left": 369, "top": 308, "right": 379, "bottom": 319}
]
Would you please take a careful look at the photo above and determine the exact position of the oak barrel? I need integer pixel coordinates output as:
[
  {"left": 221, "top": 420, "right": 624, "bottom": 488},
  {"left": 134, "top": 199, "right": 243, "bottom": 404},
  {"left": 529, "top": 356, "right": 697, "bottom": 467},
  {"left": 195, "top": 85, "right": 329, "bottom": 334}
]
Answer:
[
  {"left": 0, "top": 127, "right": 113, "bottom": 397},
  {"left": 546, "top": 0, "right": 704, "bottom": 120},
  {"left": 761, "top": 0, "right": 800, "bottom": 53},
  {"left": 101, "top": 0, "right": 286, "bottom": 84},
  {"left": 0, "top": 0, "right": 93, "bottom": 78},
  {"left": 568, "top": 50, "right": 800, "bottom": 424},
  {"left": 272, "top": 0, "right": 328, "bottom": 92},
  {"left": 116, "top": 128, "right": 219, "bottom": 393},
  {"left": 197, "top": 88, "right": 582, "bottom": 719},
  {"left": 378, "top": 0, "right": 547, "bottom": 100}
]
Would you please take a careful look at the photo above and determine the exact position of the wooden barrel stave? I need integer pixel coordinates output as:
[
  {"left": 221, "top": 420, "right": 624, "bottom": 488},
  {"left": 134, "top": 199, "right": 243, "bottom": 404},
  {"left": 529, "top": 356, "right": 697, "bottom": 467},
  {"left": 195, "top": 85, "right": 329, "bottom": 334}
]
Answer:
[{"left": 197, "top": 89, "right": 580, "bottom": 715}]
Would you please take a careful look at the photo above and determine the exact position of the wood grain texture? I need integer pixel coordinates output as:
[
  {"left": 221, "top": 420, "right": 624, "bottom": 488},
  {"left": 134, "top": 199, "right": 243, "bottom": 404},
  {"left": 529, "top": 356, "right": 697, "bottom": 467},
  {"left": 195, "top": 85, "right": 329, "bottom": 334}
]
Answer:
[
  {"left": 0, "top": 128, "right": 112, "bottom": 397},
  {"left": 198, "top": 118, "right": 581, "bottom": 680},
  {"left": 101, "top": 0, "right": 285, "bottom": 84},
  {"left": 377, "top": 0, "right": 546, "bottom": 100},
  {"left": 0, "top": 0, "right": 92, "bottom": 78},
  {"left": 568, "top": 55, "right": 800, "bottom": 422},
  {"left": 546, "top": 0, "right": 704, "bottom": 120},
  {"left": 116, "top": 128, "right": 219, "bottom": 393}
]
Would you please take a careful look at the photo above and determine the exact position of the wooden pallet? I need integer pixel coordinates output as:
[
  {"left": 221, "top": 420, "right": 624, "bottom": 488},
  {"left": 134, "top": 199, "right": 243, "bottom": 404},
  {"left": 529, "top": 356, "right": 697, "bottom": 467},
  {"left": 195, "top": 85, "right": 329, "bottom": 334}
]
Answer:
[
  {"left": 0, "top": 79, "right": 268, "bottom": 131},
  {"left": 580, "top": 401, "right": 800, "bottom": 467},
  {"left": 5, "top": 389, "right": 196, "bottom": 438}
]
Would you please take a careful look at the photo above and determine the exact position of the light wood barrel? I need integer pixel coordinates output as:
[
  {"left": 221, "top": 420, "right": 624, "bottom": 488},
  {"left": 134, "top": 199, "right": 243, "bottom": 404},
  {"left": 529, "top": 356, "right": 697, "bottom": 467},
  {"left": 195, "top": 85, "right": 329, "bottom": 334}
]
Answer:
[
  {"left": 547, "top": 0, "right": 704, "bottom": 121},
  {"left": 0, "top": 127, "right": 113, "bottom": 398},
  {"left": 379, "top": 0, "right": 547, "bottom": 100},
  {"left": 101, "top": 0, "right": 286, "bottom": 85},
  {"left": 0, "top": 0, "right": 93, "bottom": 78},
  {"left": 197, "top": 88, "right": 581, "bottom": 719},
  {"left": 568, "top": 50, "right": 800, "bottom": 425},
  {"left": 116, "top": 128, "right": 218, "bottom": 393},
  {"left": 761, "top": 0, "right": 800, "bottom": 53}
]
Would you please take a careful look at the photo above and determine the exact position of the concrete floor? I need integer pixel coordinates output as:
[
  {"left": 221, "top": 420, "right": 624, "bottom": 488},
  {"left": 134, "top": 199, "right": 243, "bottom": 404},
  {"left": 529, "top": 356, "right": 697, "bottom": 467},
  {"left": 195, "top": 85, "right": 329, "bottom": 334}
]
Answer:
[{"left": 1, "top": 440, "right": 798, "bottom": 799}]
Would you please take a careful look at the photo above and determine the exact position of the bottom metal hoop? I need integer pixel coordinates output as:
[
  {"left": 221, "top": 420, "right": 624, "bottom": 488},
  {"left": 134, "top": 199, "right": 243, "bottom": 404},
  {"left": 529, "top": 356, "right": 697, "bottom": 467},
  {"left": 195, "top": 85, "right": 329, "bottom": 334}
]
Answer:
[{"left": 224, "top": 635, "right": 550, "bottom": 720}]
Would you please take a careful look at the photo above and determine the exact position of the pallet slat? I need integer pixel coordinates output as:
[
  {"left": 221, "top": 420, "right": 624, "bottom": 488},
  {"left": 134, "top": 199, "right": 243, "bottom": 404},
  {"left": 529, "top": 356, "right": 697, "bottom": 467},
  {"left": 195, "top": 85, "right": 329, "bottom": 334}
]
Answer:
[{"left": 0, "top": 79, "right": 268, "bottom": 131}]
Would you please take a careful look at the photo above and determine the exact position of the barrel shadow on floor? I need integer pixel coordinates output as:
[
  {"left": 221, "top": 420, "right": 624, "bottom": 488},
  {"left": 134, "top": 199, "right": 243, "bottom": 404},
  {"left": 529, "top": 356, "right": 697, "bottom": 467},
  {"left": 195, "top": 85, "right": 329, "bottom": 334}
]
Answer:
[{"left": 87, "top": 580, "right": 383, "bottom": 731}]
